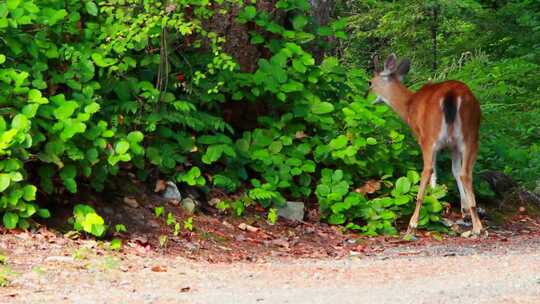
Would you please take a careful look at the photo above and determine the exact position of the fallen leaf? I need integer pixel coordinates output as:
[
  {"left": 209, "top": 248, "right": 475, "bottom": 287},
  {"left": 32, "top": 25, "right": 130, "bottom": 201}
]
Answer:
[
  {"left": 271, "top": 238, "right": 290, "bottom": 249},
  {"left": 151, "top": 265, "right": 167, "bottom": 272},
  {"left": 355, "top": 180, "right": 381, "bottom": 195},
  {"left": 235, "top": 234, "right": 246, "bottom": 242},
  {"left": 238, "top": 223, "right": 259, "bottom": 233},
  {"left": 154, "top": 180, "right": 167, "bottom": 192},
  {"left": 222, "top": 221, "right": 234, "bottom": 229},
  {"left": 132, "top": 235, "right": 149, "bottom": 245},
  {"left": 64, "top": 231, "right": 80, "bottom": 239}
]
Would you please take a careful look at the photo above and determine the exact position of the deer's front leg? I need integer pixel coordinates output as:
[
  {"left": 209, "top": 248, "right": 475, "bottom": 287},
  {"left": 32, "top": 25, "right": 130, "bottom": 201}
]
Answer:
[{"left": 406, "top": 145, "right": 436, "bottom": 237}]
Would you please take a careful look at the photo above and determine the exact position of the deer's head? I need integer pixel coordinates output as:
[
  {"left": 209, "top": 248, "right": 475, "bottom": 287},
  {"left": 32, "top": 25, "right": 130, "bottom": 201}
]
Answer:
[{"left": 367, "top": 53, "right": 411, "bottom": 106}]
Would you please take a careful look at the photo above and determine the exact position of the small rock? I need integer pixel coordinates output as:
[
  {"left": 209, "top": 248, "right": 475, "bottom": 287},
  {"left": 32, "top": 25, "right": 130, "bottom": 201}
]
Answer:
[
  {"left": 185, "top": 188, "right": 201, "bottom": 200},
  {"left": 162, "top": 181, "right": 181, "bottom": 204},
  {"left": 519, "top": 206, "right": 526, "bottom": 213},
  {"left": 456, "top": 219, "right": 472, "bottom": 227},
  {"left": 208, "top": 197, "right": 221, "bottom": 206},
  {"left": 277, "top": 201, "right": 305, "bottom": 221},
  {"left": 441, "top": 218, "right": 454, "bottom": 227},
  {"left": 123, "top": 197, "right": 139, "bottom": 208},
  {"left": 461, "top": 230, "right": 472, "bottom": 238},
  {"left": 44, "top": 256, "right": 75, "bottom": 263},
  {"left": 181, "top": 198, "right": 197, "bottom": 215}
]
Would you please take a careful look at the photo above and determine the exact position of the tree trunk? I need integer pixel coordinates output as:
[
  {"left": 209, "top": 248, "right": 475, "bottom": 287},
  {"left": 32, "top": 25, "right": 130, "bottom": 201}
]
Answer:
[
  {"left": 310, "top": 0, "right": 333, "bottom": 26},
  {"left": 310, "top": 0, "right": 334, "bottom": 62},
  {"left": 205, "top": 1, "right": 283, "bottom": 72}
]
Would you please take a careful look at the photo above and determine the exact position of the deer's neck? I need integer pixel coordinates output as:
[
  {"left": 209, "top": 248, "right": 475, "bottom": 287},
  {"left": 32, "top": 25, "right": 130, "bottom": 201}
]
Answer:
[{"left": 388, "top": 83, "right": 414, "bottom": 123}]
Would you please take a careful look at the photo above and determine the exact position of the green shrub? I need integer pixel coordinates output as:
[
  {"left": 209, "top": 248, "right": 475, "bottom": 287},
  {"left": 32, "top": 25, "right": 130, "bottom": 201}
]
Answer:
[
  {"left": 0, "top": 0, "right": 447, "bottom": 236},
  {"left": 71, "top": 204, "right": 107, "bottom": 237}
]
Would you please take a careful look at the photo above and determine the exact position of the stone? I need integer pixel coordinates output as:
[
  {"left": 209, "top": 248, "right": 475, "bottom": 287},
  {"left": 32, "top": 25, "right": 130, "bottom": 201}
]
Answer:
[
  {"left": 181, "top": 198, "right": 197, "bottom": 215},
  {"left": 162, "top": 181, "right": 181, "bottom": 204},
  {"left": 441, "top": 218, "right": 454, "bottom": 227},
  {"left": 461, "top": 230, "right": 472, "bottom": 238},
  {"left": 44, "top": 256, "right": 75, "bottom": 263},
  {"left": 123, "top": 197, "right": 139, "bottom": 208},
  {"left": 208, "top": 198, "right": 221, "bottom": 206},
  {"left": 185, "top": 188, "right": 201, "bottom": 200},
  {"left": 277, "top": 201, "right": 305, "bottom": 222}
]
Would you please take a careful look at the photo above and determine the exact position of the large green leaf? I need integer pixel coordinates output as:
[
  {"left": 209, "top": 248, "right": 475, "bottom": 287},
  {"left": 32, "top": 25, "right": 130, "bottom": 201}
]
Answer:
[
  {"left": 0, "top": 173, "right": 10, "bottom": 192},
  {"left": 3, "top": 212, "right": 18, "bottom": 229},
  {"left": 202, "top": 145, "right": 224, "bottom": 164},
  {"left": 53, "top": 101, "right": 79, "bottom": 120},
  {"left": 394, "top": 177, "right": 411, "bottom": 195},
  {"left": 311, "top": 102, "right": 334, "bottom": 114},
  {"left": 85, "top": 1, "right": 98, "bottom": 16}
]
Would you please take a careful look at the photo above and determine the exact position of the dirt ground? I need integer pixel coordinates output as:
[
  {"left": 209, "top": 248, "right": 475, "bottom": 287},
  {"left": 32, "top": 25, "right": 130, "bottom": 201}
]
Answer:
[
  {"left": 1, "top": 184, "right": 540, "bottom": 303},
  {"left": 0, "top": 212, "right": 539, "bottom": 303}
]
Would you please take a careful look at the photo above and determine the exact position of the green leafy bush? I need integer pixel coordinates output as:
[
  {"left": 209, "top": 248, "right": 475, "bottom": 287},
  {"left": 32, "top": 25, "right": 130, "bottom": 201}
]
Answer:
[
  {"left": 318, "top": 170, "right": 447, "bottom": 235},
  {"left": 0, "top": 0, "right": 448, "bottom": 236},
  {"left": 71, "top": 204, "right": 107, "bottom": 237}
]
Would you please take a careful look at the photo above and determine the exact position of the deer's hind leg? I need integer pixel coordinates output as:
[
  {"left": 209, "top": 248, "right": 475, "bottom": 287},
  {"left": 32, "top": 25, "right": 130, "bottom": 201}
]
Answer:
[
  {"left": 459, "top": 144, "right": 483, "bottom": 235},
  {"left": 451, "top": 149, "right": 470, "bottom": 220}
]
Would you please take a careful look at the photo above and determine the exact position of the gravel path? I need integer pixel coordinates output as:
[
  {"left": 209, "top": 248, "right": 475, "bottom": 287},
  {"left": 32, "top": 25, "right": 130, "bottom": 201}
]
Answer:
[{"left": 3, "top": 237, "right": 539, "bottom": 304}]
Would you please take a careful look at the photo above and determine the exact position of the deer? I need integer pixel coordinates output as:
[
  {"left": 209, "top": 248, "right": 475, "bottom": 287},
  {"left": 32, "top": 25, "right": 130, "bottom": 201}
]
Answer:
[{"left": 366, "top": 53, "right": 483, "bottom": 237}]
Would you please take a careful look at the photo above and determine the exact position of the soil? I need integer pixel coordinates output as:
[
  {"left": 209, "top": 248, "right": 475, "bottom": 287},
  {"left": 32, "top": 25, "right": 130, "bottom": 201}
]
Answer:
[{"left": 0, "top": 181, "right": 539, "bottom": 303}]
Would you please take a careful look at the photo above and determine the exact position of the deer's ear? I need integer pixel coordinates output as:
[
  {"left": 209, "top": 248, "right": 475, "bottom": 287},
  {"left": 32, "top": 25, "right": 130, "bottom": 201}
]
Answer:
[
  {"left": 396, "top": 58, "right": 411, "bottom": 78},
  {"left": 383, "top": 53, "right": 398, "bottom": 73},
  {"left": 372, "top": 54, "right": 381, "bottom": 73}
]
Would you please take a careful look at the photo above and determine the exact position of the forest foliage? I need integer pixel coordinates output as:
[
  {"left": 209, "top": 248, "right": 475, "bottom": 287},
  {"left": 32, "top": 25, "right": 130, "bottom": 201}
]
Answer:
[{"left": 0, "top": 0, "right": 538, "bottom": 235}]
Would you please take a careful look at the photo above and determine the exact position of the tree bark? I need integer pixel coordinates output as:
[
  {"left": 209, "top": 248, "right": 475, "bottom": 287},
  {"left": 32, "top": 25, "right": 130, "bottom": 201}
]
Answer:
[
  {"left": 310, "top": 0, "right": 333, "bottom": 26},
  {"left": 309, "top": 0, "right": 334, "bottom": 62}
]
